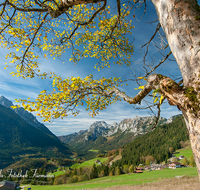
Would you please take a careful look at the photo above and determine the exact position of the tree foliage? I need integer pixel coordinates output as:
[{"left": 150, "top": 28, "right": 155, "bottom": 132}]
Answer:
[
  {"left": 2, "top": 0, "right": 195, "bottom": 125},
  {"left": 0, "top": 0, "right": 142, "bottom": 120},
  {"left": 0, "top": 0, "right": 133, "bottom": 74}
]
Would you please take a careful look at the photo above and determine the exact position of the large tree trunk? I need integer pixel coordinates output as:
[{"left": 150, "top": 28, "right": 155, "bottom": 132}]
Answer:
[
  {"left": 181, "top": 109, "right": 200, "bottom": 175},
  {"left": 151, "top": 0, "right": 200, "bottom": 177}
]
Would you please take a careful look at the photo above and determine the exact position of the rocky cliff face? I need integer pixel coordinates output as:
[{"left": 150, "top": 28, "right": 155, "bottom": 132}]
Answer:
[
  {"left": 58, "top": 115, "right": 180, "bottom": 144},
  {"left": 0, "top": 96, "right": 56, "bottom": 137}
]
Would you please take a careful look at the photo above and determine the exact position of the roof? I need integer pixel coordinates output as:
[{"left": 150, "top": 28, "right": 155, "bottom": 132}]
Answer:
[
  {"left": 0, "top": 180, "right": 19, "bottom": 190},
  {"left": 169, "top": 162, "right": 182, "bottom": 165},
  {"left": 136, "top": 170, "right": 143, "bottom": 173},
  {"left": 136, "top": 167, "right": 144, "bottom": 170},
  {"left": 150, "top": 164, "right": 162, "bottom": 167}
]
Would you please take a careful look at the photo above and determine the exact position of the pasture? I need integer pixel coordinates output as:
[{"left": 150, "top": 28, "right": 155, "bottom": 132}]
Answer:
[
  {"left": 174, "top": 149, "right": 193, "bottom": 159},
  {"left": 24, "top": 167, "right": 198, "bottom": 190},
  {"left": 71, "top": 157, "right": 108, "bottom": 169}
]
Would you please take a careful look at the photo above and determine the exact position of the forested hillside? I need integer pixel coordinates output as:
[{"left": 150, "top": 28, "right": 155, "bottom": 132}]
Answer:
[
  {"left": 111, "top": 115, "right": 189, "bottom": 168},
  {"left": 0, "top": 105, "right": 72, "bottom": 168},
  {"left": 59, "top": 116, "right": 179, "bottom": 160},
  {"left": 50, "top": 116, "right": 190, "bottom": 185}
]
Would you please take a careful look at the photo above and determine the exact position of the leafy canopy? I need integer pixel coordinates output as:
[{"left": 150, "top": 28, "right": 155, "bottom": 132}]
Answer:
[
  {"left": 0, "top": 0, "right": 141, "bottom": 121},
  {"left": 1, "top": 1, "right": 133, "bottom": 76}
]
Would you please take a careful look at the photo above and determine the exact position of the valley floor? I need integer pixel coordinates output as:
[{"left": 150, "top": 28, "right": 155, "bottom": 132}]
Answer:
[
  {"left": 90, "top": 176, "right": 200, "bottom": 190},
  {"left": 23, "top": 167, "right": 198, "bottom": 190}
]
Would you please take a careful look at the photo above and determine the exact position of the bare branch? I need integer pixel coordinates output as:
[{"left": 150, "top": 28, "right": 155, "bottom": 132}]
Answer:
[
  {"left": 141, "top": 23, "right": 161, "bottom": 62},
  {"left": 143, "top": 51, "right": 172, "bottom": 78}
]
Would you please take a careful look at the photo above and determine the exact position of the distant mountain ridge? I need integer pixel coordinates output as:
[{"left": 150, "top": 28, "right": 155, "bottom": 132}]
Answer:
[
  {"left": 58, "top": 114, "right": 181, "bottom": 159},
  {"left": 0, "top": 96, "right": 55, "bottom": 137},
  {"left": 58, "top": 115, "right": 180, "bottom": 144},
  {"left": 0, "top": 96, "right": 72, "bottom": 168}
]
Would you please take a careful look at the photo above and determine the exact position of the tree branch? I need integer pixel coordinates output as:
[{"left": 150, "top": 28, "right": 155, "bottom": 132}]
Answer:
[
  {"left": 61, "top": 0, "right": 107, "bottom": 43},
  {"left": 103, "top": 84, "right": 153, "bottom": 104},
  {"left": 143, "top": 51, "right": 172, "bottom": 78},
  {"left": 7, "top": 1, "right": 48, "bottom": 12}
]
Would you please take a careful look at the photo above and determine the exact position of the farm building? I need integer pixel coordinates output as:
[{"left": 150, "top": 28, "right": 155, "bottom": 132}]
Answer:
[
  {"left": 0, "top": 180, "right": 20, "bottom": 190},
  {"left": 168, "top": 162, "right": 186, "bottom": 169}
]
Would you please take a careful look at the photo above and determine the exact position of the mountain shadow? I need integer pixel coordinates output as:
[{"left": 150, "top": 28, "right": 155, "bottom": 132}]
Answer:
[{"left": 0, "top": 105, "right": 72, "bottom": 168}]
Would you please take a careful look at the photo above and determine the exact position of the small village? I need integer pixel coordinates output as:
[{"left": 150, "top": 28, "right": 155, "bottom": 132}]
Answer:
[
  {"left": 95, "top": 154, "right": 189, "bottom": 174},
  {"left": 135, "top": 155, "right": 187, "bottom": 173}
]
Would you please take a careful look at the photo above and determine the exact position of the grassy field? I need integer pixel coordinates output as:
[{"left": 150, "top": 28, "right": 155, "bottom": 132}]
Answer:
[
  {"left": 174, "top": 148, "right": 193, "bottom": 159},
  {"left": 49, "top": 170, "right": 66, "bottom": 177},
  {"left": 71, "top": 157, "right": 108, "bottom": 169},
  {"left": 88, "top": 176, "right": 200, "bottom": 190},
  {"left": 89, "top": 149, "right": 99, "bottom": 152},
  {"left": 23, "top": 167, "right": 198, "bottom": 190}
]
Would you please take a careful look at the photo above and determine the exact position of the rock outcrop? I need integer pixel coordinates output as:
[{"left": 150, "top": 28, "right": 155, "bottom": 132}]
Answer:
[
  {"left": 58, "top": 115, "right": 180, "bottom": 144},
  {"left": 0, "top": 95, "right": 56, "bottom": 137}
]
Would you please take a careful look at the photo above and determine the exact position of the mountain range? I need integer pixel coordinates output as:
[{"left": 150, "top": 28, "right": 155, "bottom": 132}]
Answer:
[
  {"left": 0, "top": 95, "right": 184, "bottom": 167},
  {"left": 0, "top": 96, "right": 72, "bottom": 168},
  {"left": 0, "top": 96, "right": 55, "bottom": 137},
  {"left": 58, "top": 114, "right": 181, "bottom": 158}
]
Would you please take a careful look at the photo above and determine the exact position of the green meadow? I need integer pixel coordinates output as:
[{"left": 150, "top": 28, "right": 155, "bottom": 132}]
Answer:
[
  {"left": 24, "top": 167, "right": 198, "bottom": 190},
  {"left": 174, "top": 149, "right": 193, "bottom": 159},
  {"left": 50, "top": 171, "right": 66, "bottom": 177},
  {"left": 88, "top": 149, "right": 99, "bottom": 152},
  {"left": 71, "top": 157, "right": 108, "bottom": 169}
]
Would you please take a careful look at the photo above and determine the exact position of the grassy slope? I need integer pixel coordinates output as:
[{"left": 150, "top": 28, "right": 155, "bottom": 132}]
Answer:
[
  {"left": 50, "top": 171, "right": 66, "bottom": 177},
  {"left": 88, "top": 149, "right": 99, "bottom": 152},
  {"left": 71, "top": 157, "right": 108, "bottom": 169},
  {"left": 71, "top": 148, "right": 194, "bottom": 170},
  {"left": 24, "top": 167, "right": 198, "bottom": 190},
  {"left": 174, "top": 149, "right": 193, "bottom": 159}
]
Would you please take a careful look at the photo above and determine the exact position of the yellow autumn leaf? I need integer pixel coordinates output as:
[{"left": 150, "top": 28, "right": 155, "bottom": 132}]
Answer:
[
  {"left": 160, "top": 95, "right": 164, "bottom": 104},
  {"left": 153, "top": 97, "right": 158, "bottom": 103},
  {"left": 134, "top": 86, "right": 145, "bottom": 90}
]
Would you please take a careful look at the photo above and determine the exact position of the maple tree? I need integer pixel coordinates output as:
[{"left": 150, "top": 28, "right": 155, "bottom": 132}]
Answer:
[{"left": 1, "top": 0, "right": 200, "bottom": 177}]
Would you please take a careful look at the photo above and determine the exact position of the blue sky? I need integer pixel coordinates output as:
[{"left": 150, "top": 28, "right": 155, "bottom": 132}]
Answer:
[{"left": 0, "top": 1, "right": 183, "bottom": 136}]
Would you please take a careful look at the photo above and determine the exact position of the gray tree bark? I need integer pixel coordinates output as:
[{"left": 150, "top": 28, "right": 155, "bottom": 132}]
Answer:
[{"left": 151, "top": 0, "right": 200, "bottom": 177}]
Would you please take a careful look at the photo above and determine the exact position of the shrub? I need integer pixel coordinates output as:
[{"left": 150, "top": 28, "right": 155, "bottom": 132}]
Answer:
[
  {"left": 97, "top": 154, "right": 104, "bottom": 158},
  {"left": 129, "top": 165, "right": 134, "bottom": 173},
  {"left": 116, "top": 168, "right": 121, "bottom": 175},
  {"left": 99, "top": 170, "right": 105, "bottom": 177},
  {"left": 82, "top": 174, "right": 89, "bottom": 181},
  {"left": 123, "top": 165, "right": 129, "bottom": 174}
]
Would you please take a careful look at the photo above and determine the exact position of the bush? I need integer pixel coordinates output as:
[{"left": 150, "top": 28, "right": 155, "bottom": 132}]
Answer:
[
  {"left": 99, "top": 170, "right": 105, "bottom": 177},
  {"left": 116, "top": 168, "right": 121, "bottom": 175},
  {"left": 183, "top": 158, "right": 189, "bottom": 166},
  {"left": 82, "top": 174, "right": 89, "bottom": 181},
  {"left": 53, "top": 175, "right": 65, "bottom": 185},
  {"left": 67, "top": 177, "right": 74, "bottom": 184},
  {"left": 123, "top": 165, "right": 129, "bottom": 174},
  {"left": 129, "top": 165, "right": 134, "bottom": 173},
  {"left": 190, "top": 155, "right": 196, "bottom": 167},
  {"left": 78, "top": 175, "right": 83, "bottom": 182},
  {"left": 109, "top": 171, "right": 114, "bottom": 176},
  {"left": 72, "top": 175, "right": 78, "bottom": 183},
  {"left": 97, "top": 154, "right": 104, "bottom": 158}
]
